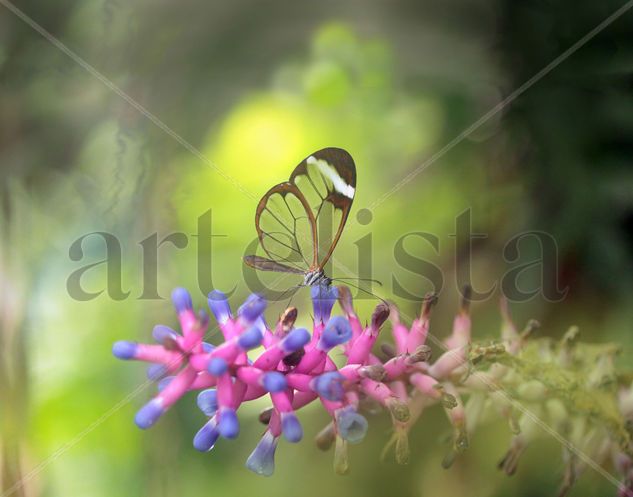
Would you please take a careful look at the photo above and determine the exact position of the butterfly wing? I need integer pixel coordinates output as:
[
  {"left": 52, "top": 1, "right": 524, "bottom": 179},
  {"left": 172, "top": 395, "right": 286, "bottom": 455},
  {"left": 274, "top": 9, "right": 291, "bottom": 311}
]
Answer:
[
  {"left": 250, "top": 182, "right": 317, "bottom": 273},
  {"left": 289, "top": 147, "right": 356, "bottom": 269},
  {"left": 245, "top": 147, "right": 356, "bottom": 276}
]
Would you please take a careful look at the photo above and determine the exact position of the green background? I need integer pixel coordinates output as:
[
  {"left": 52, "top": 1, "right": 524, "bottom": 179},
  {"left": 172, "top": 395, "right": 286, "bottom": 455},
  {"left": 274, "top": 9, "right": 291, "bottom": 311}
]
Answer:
[{"left": 2, "top": 1, "right": 633, "bottom": 496}]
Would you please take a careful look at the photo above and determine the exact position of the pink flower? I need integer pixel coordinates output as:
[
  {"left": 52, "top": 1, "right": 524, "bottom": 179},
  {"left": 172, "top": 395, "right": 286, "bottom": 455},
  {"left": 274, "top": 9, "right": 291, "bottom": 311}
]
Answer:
[{"left": 114, "top": 284, "right": 633, "bottom": 495}]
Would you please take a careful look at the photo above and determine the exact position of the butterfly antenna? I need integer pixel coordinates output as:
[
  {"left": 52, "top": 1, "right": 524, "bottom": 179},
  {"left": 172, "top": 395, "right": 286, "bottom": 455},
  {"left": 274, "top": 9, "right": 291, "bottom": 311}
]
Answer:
[
  {"left": 333, "top": 279, "right": 388, "bottom": 306},
  {"left": 332, "top": 277, "right": 383, "bottom": 287}
]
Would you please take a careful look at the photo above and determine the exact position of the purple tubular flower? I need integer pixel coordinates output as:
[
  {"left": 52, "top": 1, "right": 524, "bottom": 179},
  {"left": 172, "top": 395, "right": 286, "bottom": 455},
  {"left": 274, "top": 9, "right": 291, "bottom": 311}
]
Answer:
[
  {"left": 253, "top": 315, "right": 268, "bottom": 336},
  {"left": 146, "top": 364, "right": 168, "bottom": 381},
  {"left": 335, "top": 406, "right": 368, "bottom": 444},
  {"left": 152, "top": 325, "right": 178, "bottom": 344},
  {"left": 157, "top": 376, "right": 174, "bottom": 392},
  {"left": 246, "top": 431, "right": 278, "bottom": 476},
  {"left": 280, "top": 327, "right": 311, "bottom": 353},
  {"left": 135, "top": 398, "right": 165, "bottom": 429},
  {"left": 193, "top": 418, "right": 220, "bottom": 452},
  {"left": 218, "top": 408, "right": 239, "bottom": 439},
  {"left": 238, "top": 294, "right": 267, "bottom": 323},
  {"left": 171, "top": 287, "right": 193, "bottom": 313},
  {"left": 208, "top": 290, "right": 231, "bottom": 324},
  {"left": 115, "top": 284, "right": 633, "bottom": 484},
  {"left": 112, "top": 340, "right": 137, "bottom": 360},
  {"left": 311, "top": 285, "right": 339, "bottom": 323},
  {"left": 197, "top": 389, "right": 218, "bottom": 416},
  {"left": 208, "top": 357, "right": 228, "bottom": 376},
  {"left": 262, "top": 372, "right": 287, "bottom": 393},
  {"left": 281, "top": 412, "right": 303, "bottom": 443},
  {"left": 312, "top": 372, "right": 345, "bottom": 401},
  {"left": 197, "top": 310, "right": 210, "bottom": 327},
  {"left": 318, "top": 316, "right": 353, "bottom": 350},
  {"left": 238, "top": 326, "right": 264, "bottom": 350}
]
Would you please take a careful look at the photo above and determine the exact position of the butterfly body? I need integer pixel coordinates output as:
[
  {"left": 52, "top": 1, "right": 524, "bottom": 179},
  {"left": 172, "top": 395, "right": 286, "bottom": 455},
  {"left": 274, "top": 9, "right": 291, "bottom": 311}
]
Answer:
[
  {"left": 244, "top": 147, "right": 356, "bottom": 291},
  {"left": 303, "top": 268, "right": 332, "bottom": 288}
]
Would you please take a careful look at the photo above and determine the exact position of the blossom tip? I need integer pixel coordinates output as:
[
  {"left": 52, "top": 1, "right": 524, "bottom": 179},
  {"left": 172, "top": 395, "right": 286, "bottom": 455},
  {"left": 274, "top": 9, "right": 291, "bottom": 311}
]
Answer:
[
  {"left": 208, "top": 290, "right": 231, "bottom": 324},
  {"left": 197, "top": 389, "right": 218, "bottom": 416},
  {"left": 238, "top": 326, "right": 263, "bottom": 350},
  {"left": 218, "top": 409, "right": 240, "bottom": 439},
  {"left": 193, "top": 419, "right": 219, "bottom": 452},
  {"left": 336, "top": 407, "right": 368, "bottom": 445},
  {"left": 281, "top": 413, "right": 303, "bottom": 443},
  {"left": 208, "top": 357, "right": 228, "bottom": 376},
  {"left": 312, "top": 372, "right": 345, "bottom": 401},
  {"left": 246, "top": 431, "right": 277, "bottom": 476},
  {"left": 319, "top": 316, "right": 352, "bottom": 349},
  {"left": 281, "top": 327, "right": 310, "bottom": 353},
  {"left": 238, "top": 294, "right": 267, "bottom": 323},
  {"left": 171, "top": 287, "right": 193, "bottom": 313},
  {"left": 112, "top": 340, "right": 137, "bottom": 360},
  {"left": 135, "top": 399, "right": 164, "bottom": 429},
  {"left": 262, "top": 372, "right": 287, "bottom": 393}
]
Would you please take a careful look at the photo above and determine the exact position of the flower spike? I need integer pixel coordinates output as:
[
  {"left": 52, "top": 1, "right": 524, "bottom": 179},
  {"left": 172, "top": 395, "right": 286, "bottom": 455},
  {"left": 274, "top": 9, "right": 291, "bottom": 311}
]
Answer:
[{"left": 113, "top": 284, "right": 633, "bottom": 494}]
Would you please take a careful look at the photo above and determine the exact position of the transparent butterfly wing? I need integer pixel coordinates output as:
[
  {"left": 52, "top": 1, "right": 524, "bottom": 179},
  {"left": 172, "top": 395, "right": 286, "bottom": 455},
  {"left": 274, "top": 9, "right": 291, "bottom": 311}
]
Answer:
[
  {"left": 247, "top": 147, "right": 356, "bottom": 276},
  {"left": 253, "top": 182, "right": 317, "bottom": 272},
  {"left": 289, "top": 147, "right": 356, "bottom": 268}
]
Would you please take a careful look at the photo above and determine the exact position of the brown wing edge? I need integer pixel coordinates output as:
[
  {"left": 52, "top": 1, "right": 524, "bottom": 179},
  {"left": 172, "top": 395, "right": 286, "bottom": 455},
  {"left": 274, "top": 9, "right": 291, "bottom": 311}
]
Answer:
[{"left": 254, "top": 181, "right": 319, "bottom": 269}]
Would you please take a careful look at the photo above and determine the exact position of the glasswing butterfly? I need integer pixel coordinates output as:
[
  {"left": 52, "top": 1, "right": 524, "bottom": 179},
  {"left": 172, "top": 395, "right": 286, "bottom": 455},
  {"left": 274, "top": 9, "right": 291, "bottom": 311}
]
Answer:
[{"left": 244, "top": 147, "right": 356, "bottom": 290}]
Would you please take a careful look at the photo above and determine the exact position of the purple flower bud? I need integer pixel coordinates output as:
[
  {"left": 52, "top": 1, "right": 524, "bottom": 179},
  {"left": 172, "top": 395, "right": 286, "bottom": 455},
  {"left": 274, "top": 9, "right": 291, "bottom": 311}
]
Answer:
[
  {"left": 311, "top": 285, "right": 338, "bottom": 323},
  {"left": 157, "top": 376, "right": 174, "bottom": 392},
  {"left": 280, "top": 327, "right": 310, "bottom": 353},
  {"left": 112, "top": 340, "right": 137, "bottom": 360},
  {"left": 135, "top": 398, "right": 165, "bottom": 429},
  {"left": 312, "top": 372, "right": 345, "bottom": 401},
  {"left": 202, "top": 342, "right": 215, "bottom": 353},
  {"left": 335, "top": 406, "right": 368, "bottom": 444},
  {"left": 152, "top": 325, "right": 178, "bottom": 344},
  {"left": 208, "top": 290, "right": 231, "bottom": 324},
  {"left": 197, "top": 310, "right": 210, "bottom": 327},
  {"left": 318, "top": 316, "right": 352, "bottom": 350},
  {"left": 252, "top": 315, "right": 268, "bottom": 338},
  {"left": 281, "top": 412, "right": 303, "bottom": 443},
  {"left": 238, "top": 294, "right": 267, "bottom": 323},
  {"left": 246, "top": 431, "right": 278, "bottom": 476},
  {"left": 171, "top": 287, "right": 193, "bottom": 313},
  {"left": 208, "top": 357, "right": 228, "bottom": 376},
  {"left": 197, "top": 389, "right": 218, "bottom": 416},
  {"left": 193, "top": 418, "right": 219, "bottom": 452},
  {"left": 238, "top": 326, "right": 263, "bottom": 350},
  {"left": 218, "top": 408, "right": 239, "bottom": 439},
  {"left": 146, "top": 364, "right": 168, "bottom": 381},
  {"left": 262, "top": 372, "right": 287, "bottom": 393}
]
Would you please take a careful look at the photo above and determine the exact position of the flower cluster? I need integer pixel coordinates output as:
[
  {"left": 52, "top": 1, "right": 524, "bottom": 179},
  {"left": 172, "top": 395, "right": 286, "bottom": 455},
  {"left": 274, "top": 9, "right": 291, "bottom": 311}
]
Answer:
[{"left": 113, "top": 286, "right": 633, "bottom": 496}]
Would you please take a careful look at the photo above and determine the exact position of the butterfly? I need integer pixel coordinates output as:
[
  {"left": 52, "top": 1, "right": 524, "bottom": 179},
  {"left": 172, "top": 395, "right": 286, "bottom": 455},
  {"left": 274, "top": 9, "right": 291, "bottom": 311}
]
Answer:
[{"left": 244, "top": 147, "right": 356, "bottom": 289}]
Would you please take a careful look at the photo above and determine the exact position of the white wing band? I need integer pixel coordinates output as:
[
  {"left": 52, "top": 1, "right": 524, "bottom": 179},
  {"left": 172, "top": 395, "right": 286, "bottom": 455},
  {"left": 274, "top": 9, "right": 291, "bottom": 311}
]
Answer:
[{"left": 307, "top": 156, "right": 355, "bottom": 199}]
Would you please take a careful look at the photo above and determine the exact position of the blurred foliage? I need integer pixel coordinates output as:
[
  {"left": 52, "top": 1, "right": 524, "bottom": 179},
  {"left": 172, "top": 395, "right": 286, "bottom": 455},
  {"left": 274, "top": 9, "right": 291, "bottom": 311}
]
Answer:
[
  {"left": 1, "top": 1, "right": 633, "bottom": 496},
  {"left": 499, "top": 0, "right": 633, "bottom": 299}
]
